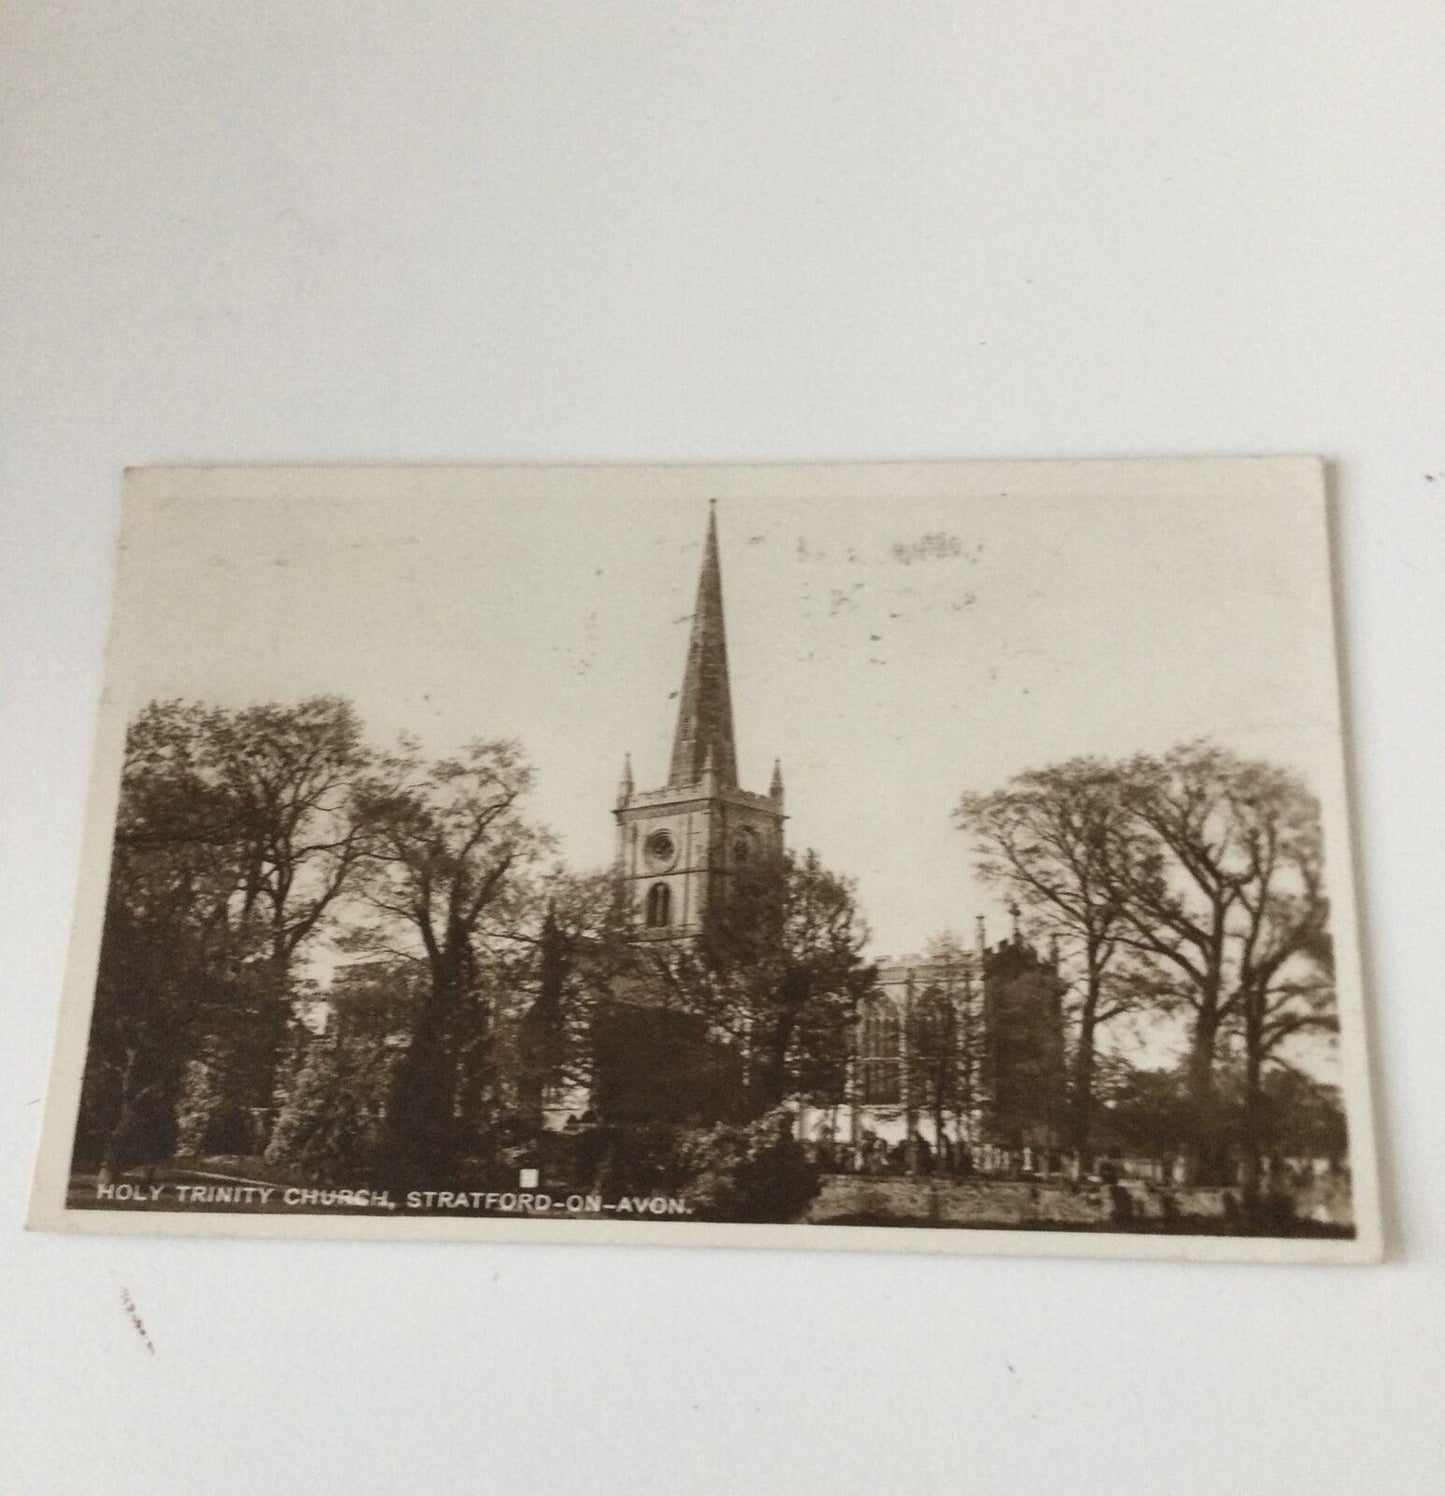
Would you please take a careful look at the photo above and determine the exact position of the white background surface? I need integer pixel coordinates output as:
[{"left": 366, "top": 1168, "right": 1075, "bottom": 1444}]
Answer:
[{"left": 2, "top": 5, "right": 1441, "bottom": 1493}]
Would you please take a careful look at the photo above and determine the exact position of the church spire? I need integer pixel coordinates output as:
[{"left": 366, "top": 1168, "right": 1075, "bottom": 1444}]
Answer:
[{"left": 668, "top": 502, "right": 738, "bottom": 788}]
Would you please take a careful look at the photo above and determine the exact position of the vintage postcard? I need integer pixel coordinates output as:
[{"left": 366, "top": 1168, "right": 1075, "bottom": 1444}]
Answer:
[{"left": 28, "top": 459, "right": 1382, "bottom": 1261}]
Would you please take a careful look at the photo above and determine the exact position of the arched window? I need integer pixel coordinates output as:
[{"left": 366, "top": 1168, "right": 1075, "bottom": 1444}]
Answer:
[
  {"left": 859, "top": 999, "right": 902, "bottom": 1105},
  {"left": 645, "top": 882, "right": 671, "bottom": 927}
]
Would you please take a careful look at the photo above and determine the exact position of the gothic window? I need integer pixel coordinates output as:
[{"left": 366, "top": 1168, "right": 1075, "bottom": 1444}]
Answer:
[
  {"left": 645, "top": 882, "right": 671, "bottom": 927},
  {"left": 858, "top": 1000, "right": 901, "bottom": 1105}
]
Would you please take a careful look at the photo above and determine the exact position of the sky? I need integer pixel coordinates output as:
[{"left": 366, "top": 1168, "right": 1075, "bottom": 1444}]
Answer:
[{"left": 109, "top": 463, "right": 1346, "bottom": 976}]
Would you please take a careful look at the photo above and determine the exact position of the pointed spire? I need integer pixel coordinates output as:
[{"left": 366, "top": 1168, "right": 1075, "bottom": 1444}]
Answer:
[
  {"left": 669, "top": 502, "right": 738, "bottom": 788},
  {"left": 769, "top": 758, "right": 784, "bottom": 800},
  {"left": 975, "top": 914, "right": 986, "bottom": 960},
  {"left": 616, "top": 752, "right": 633, "bottom": 807}
]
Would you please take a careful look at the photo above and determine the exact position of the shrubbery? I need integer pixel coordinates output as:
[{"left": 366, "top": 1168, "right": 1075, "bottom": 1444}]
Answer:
[
  {"left": 265, "top": 1042, "right": 400, "bottom": 1186},
  {"left": 514, "top": 1110, "right": 820, "bottom": 1222},
  {"left": 174, "top": 1059, "right": 223, "bottom": 1156},
  {"left": 674, "top": 1108, "right": 820, "bottom": 1223}
]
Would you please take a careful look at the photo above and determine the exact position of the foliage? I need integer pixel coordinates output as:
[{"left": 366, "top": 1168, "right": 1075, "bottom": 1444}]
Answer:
[
  {"left": 357, "top": 737, "right": 552, "bottom": 1181},
  {"left": 77, "top": 688, "right": 1340, "bottom": 1225},
  {"left": 675, "top": 1109, "right": 821, "bottom": 1223},
  {"left": 503, "top": 868, "right": 639, "bottom": 1120},
  {"left": 73, "top": 697, "right": 382, "bottom": 1177},
  {"left": 1252, "top": 1067, "right": 1348, "bottom": 1162},
  {"left": 1097, "top": 1061, "right": 1195, "bottom": 1162},
  {"left": 174, "top": 1058, "right": 226, "bottom": 1155},
  {"left": 591, "top": 1001, "right": 747, "bottom": 1126},
  {"left": 266, "top": 1035, "right": 403, "bottom": 1186},
  {"left": 74, "top": 703, "right": 268, "bottom": 1177},
  {"left": 698, "top": 848, "right": 877, "bottom": 1112}
]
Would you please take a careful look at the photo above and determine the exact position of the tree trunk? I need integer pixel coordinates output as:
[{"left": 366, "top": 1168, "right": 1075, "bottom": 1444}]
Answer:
[
  {"left": 756, "top": 978, "right": 804, "bottom": 1113},
  {"left": 1186, "top": 1006, "right": 1223, "bottom": 1184},
  {"left": 1240, "top": 994, "right": 1267, "bottom": 1215},
  {"left": 901, "top": 994, "right": 917, "bottom": 1175},
  {"left": 757, "top": 1017, "right": 796, "bottom": 1112},
  {"left": 250, "top": 943, "right": 294, "bottom": 1146},
  {"left": 97, "top": 1050, "right": 147, "bottom": 1188},
  {"left": 97, "top": 1098, "right": 141, "bottom": 1188},
  {"left": 386, "top": 947, "right": 465, "bottom": 1184},
  {"left": 1069, "top": 1012, "right": 1098, "bottom": 1157}
]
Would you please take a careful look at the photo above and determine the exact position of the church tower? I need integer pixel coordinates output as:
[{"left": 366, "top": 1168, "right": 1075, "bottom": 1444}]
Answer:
[{"left": 614, "top": 503, "right": 786, "bottom": 940}]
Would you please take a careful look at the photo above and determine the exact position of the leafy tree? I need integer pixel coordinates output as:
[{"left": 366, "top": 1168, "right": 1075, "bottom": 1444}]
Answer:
[
  {"left": 698, "top": 848, "right": 876, "bottom": 1114},
  {"left": 506, "top": 868, "right": 644, "bottom": 1125},
  {"left": 75, "top": 695, "right": 383, "bottom": 1177},
  {"left": 1253, "top": 1066, "right": 1348, "bottom": 1164},
  {"left": 515, "top": 901, "right": 568, "bottom": 1131},
  {"left": 265, "top": 958, "right": 416, "bottom": 1182},
  {"left": 359, "top": 738, "right": 550, "bottom": 1181},
  {"left": 203, "top": 696, "right": 378, "bottom": 1113},
  {"left": 1097, "top": 1060, "right": 1194, "bottom": 1169},
  {"left": 74, "top": 702, "right": 268, "bottom": 1181}
]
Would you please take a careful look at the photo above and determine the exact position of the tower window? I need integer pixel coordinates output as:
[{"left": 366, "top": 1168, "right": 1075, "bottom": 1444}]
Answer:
[{"left": 645, "top": 882, "right": 672, "bottom": 927}]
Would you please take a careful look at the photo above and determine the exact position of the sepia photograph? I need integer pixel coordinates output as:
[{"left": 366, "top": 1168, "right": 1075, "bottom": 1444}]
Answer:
[{"left": 28, "top": 459, "right": 1380, "bottom": 1261}]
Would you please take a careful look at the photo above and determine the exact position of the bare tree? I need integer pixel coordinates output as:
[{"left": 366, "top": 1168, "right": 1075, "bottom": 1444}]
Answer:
[
  {"left": 1228, "top": 788, "right": 1336, "bottom": 1205},
  {"left": 957, "top": 760, "right": 1141, "bottom": 1155},
  {"left": 1106, "top": 743, "right": 1332, "bottom": 1183}
]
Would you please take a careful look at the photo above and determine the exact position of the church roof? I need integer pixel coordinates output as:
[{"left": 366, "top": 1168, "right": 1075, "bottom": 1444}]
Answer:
[{"left": 668, "top": 504, "right": 739, "bottom": 788}]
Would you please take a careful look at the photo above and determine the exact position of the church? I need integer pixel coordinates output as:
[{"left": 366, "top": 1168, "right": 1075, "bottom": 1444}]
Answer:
[
  {"left": 608, "top": 505, "right": 1069, "bottom": 1171},
  {"left": 612, "top": 501, "right": 786, "bottom": 939}
]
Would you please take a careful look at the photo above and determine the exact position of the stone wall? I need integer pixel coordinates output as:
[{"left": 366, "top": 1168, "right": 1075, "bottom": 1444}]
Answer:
[{"left": 802, "top": 1174, "right": 1355, "bottom": 1231}]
